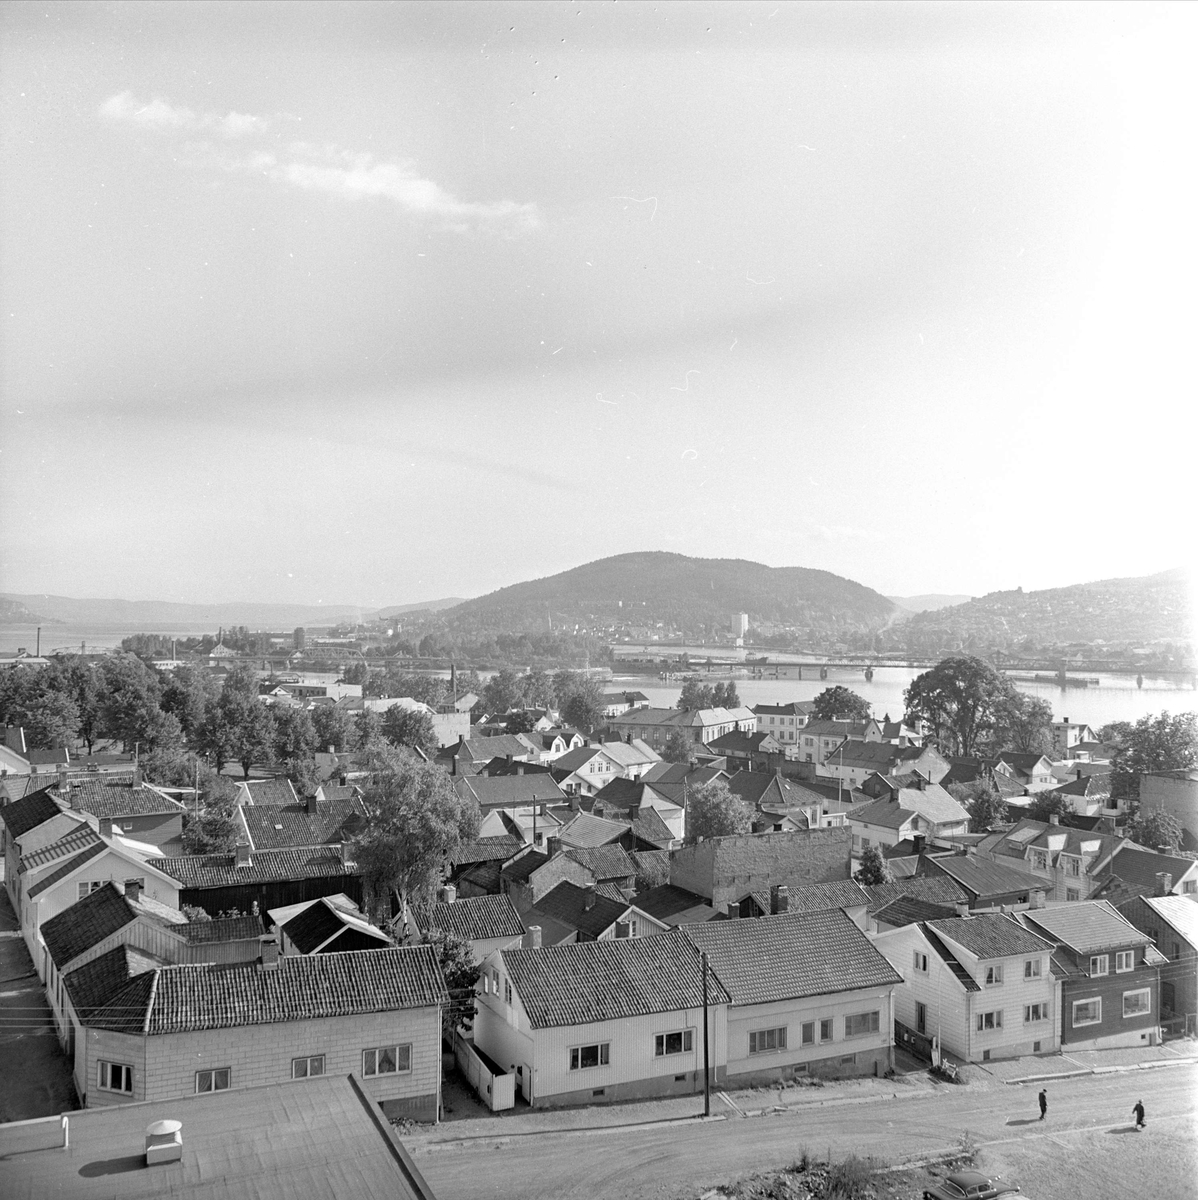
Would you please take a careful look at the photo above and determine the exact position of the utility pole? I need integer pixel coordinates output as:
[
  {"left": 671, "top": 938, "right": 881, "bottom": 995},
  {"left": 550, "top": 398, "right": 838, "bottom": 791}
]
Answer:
[{"left": 702, "top": 950, "right": 711, "bottom": 1117}]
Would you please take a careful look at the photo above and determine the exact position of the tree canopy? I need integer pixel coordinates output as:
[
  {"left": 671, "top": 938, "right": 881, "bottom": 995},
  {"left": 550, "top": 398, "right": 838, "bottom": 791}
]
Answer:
[
  {"left": 678, "top": 678, "right": 740, "bottom": 711},
  {"left": 662, "top": 728, "right": 695, "bottom": 765},
  {"left": 381, "top": 705, "right": 440, "bottom": 755},
  {"left": 853, "top": 844, "right": 892, "bottom": 885},
  {"left": 684, "top": 778, "right": 751, "bottom": 843},
  {"left": 1123, "top": 807, "right": 1183, "bottom": 854},
  {"left": 1110, "top": 711, "right": 1197, "bottom": 801},
  {"left": 903, "top": 656, "right": 1025, "bottom": 758},
  {"left": 554, "top": 671, "right": 605, "bottom": 733},
  {"left": 810, "top": 686, "right": 871, "bottom": 723},
  {"left": 947, "top": 779, "right": 1009, "bottom": 831}
]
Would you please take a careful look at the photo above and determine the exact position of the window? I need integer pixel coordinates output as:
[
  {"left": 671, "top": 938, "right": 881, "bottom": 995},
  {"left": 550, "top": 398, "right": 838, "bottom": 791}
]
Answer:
[
  {"left": 292, "top": 1056, "right": 325, "bottom": 1079},
  {"left": 1115, "top": 951, "right": 1135, "bottom": 973},
  {"left": 1066, "top": 888, "right": 1081, "bottom": 902},
  {"left": 97, "top": 1060, "right": 133, "bottom": 1094},
  {"left": 77, "top": 880, "right": 105, "bottom": 901},
  {"left": 1122, "top": 989, "right": 1151, "bottom": 1018},
  {"left": 976, "top": 1011, "right": 1003, "bottom": 1032},
  {"left": 1066, "top": 857, "right": 1080, "bottom": 877},
  {"left": 844, "top": 1011, "right": 880, "bottom": 1038},
  {"left": 1089, "top": 955, "right": 1109, "bottom": 977},
  {"left": 654, "top": 1030, "right": 693, "bottom": 1056},
  {"left": 801, "top": 1021, "right": 815, "bottom": 1046},
  {"left": 363, "top": 1045, "right": 411, "bottom": 1076},
  {"left": 1024, "top": 1003, "right": 1047, "bottom": 1023},
  {"left": 491, "top": 969, "right": 499, "bottom": 993},
  {"left": 1184, "top": 880, "right": 1196, "bottom": 894},
  {"left": 504, "top": 979, "right": 512, "bottom": 1005},
  {"left": 819, "top": 1018, "right": 834, "bottom": 1043},
  {"left": 1173, "top": 942, "right": 1182, "bottom": 961},
  {"left": 984, "top": 965, "right": 1003, "bottom": 986},
  {"left": 749, "top": 1027, "right": 787, "bottom": 1054},
  {"left": 913, "top": 951, "right": 928, "bottom": 974},
  {"left": 1024, "top": 959, "right": 1042, "bottom": 979},
  {"left": 482, "top": 972, "right": 489, "bottom": 994},
  {"left": 1072, "top": 997, "right": 1102, "bottom": 1027},
  {"left": 569, "top": 1043, "right": 610, "bottom": 1071},
  {"left": 1030, "top": 850, "right": 1048, "bottom": 871},
  {"left": 195, "top": 1068, "right": 230, "bottom": 1093},
  {"left": 916, "top": 1002, "right": 927, "bottom": 1034}
]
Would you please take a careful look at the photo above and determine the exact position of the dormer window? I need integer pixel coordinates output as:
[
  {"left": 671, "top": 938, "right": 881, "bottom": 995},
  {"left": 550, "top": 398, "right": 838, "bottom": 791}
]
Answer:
[{"left": 1089, "top": 954, "right": 1109, "bottom": 977}]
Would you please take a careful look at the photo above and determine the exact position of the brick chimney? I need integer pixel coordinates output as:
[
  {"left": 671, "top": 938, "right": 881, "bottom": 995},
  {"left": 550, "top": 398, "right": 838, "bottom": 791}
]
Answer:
[
  {"left": 583, "top": 885, "right": 596, "bottom": 911},
  {"left": 1155, "top": 872, "right": 1173, "bottom": 897},
  {"left": 955, "top": 900, "right": 970, "bottom": 917},
  {"left": 545, "top": 836, "right": 560, "bottom": 858},
  {"left": 770, "top": 884, "right": 789, "bottom": 915},
  {"left": 1048, "top": 813, "right": 1059, "bottom": 825},
  {"left": 57, "top": 765, "right": 70, "bottom": 795},
  {"left": 99, "top": 817, "right": 114, "bottom": 839},
  {"left": 524, "top": 925, "right": 542, "bottom": 948},
  {"left": 306, "top": 790, "right": 318, "bottom": 815},
  {"left": 441, "top": 883, "right": 457, "bottom": 905},
  {"left": 235, "top": 841, "right": 252, "bottom": 868},
  {"left": 124, "top": 879, "right": 142, "bottom": 904},
  {"left": 1030, "top": 888, "right": 1046, "bottom": 910},
  {"left": 130, "top": 766, "right": 141, "bottom": 788},
  {"left": 258, "top": 935, "right": 280, "bottom": 970},
  {"left": 912, "top": 833, "right": 926, "bottom": 856}
]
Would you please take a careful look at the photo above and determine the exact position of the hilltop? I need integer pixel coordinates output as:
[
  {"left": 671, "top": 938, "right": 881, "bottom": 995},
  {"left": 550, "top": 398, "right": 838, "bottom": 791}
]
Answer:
[
  {"left": 887, "top": 593, "right": 972, "bottom": 614},
  {"left": 894, "top": 568, "right": 1191, "bottom": 653},
  {"left": 431, "top": 552, "right": 896, "bottom": 640}
]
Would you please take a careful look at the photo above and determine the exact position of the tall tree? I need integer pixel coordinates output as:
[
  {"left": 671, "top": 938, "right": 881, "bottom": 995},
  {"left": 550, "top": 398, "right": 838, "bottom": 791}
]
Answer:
[
  {"left": 1110, "top": 711, "right": 1197, "bottom": 802},
  {"left": 272, "top": 706, "right": 317, "bottom": 764},
  {"left": 1001, "top": 694, "right": 1055, "bottom": 756},
  {"left": 662, "top": 729, "right": 695, "bottom": 765},
  {"left": 684, "top": 778, "right": 751, "bottom": 843},
  {"left": 381, "top": 706, "right": 440, "bottom": 756},
  {"left": 523, "top": 667, "right": 556, "bottom": 710},
  {"left": 711, "top": 680, "right": 740, "bottom": 709},
  {"left": 554, "top": 671, "right": 605, "bottom": 734},
  {"left": 482, "top": 668, "right": 526, "bottom": 715},
  {"left": 159, "top": 666, "right": 217, "bottom": 744},
  {"left": 352, "top": 745, "right": 480, "bottom": 921},
  {"left": 312, "top": 703, "right": 354, "bottom": 753},
  {"left": 97, "top": 655, "right": 168, "bottom": 751},
  {"left": 1026, "top": 790, "right": 1070, "bottom": 824},
  {"left": 60, "top": 658, "right": 102, "bottom": 753},
  {"left": 903, "top": 656, "right": 1020, "bottom": 757},
  {"left": 679, "top": 678, "right": 715, "bottom": 710},
  {"left": 948, "top": 779, "right": 1009, "bottom": 831},
  {"left": 355, "top": 706, "right": 384, "bottom": 751},
  {"left": 1123, "top": 807, "right": 1183, "bottom": 854},
  {"left": 853, "top": 845, "right": 892, "bottom": 885},
  {"left": 811, "top": 686, "right": 871, "bottom": 723},
  {"left": 417, "top": 927, "right": 481, "bottom": 1039}
]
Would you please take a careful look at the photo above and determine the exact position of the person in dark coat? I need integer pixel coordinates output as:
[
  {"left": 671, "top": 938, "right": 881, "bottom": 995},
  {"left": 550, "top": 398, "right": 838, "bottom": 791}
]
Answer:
[
  {"left": 1132, "top": 1100, "right": 1145, "bottom": 1130},
  {"left": 1038, "top": 1089, "right": 1047, "bottom": 1120}
]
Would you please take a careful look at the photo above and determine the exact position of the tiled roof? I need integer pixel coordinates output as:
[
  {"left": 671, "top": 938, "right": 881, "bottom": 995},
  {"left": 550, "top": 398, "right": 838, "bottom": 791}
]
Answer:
[
  {"left": 1021, "top": 900, "right": 1155, "bottom": 954},
  {"left": 558, "top": 811, "right": 627, "bottom": 848},
  {"left": 863, "top": 876, "right": 969, "bottom": 913},
  {"left": 450, "top": 835, "right": 524, "bottom": 866},
  {"left": 630, "top": 807, "right": 675, "bottom": 848},
  {"left": 849, "top": 797, "right": 918, "bottom": 831},
  {"left": 19, "top": 821, "right": 101, "bottom": 872},
  {"left": 726, "top": 770, "right": 824, "bottom": 812},
  {"left": 86, "top": 946, "right": 448, "bottom": 1035},
  {"left": 239, "top": 778, "right": 299, "bottom": 806},
  {"left": 593, "top": 740, "right": 660, "bottom": 767},
  {"left": 633, "top": 884, "right": 714, "bottom": 924},
  {"left": 564, "top": 844, "right": 635, "bottom": 880},
  {"left": 829, "top": 740, "right": 920, "bottom": 769},
  {"left": 927, "top": 855, "right": 1044, "bottom": 899},
  {"left": 751, "top": 702, "right": 815, "bottom": 717},
  {"left": 240, "top": 798, "right": 366, "bottom": 851},
  {"left": 424, "top": 894, "right": 525, "bottom": 943},
  {"left": 871, "top": 896, "right": 958, "bottom": 927},
  {"left": 1143, "top": 895, "right": 1198, "bottom": 948},
  {"left": 1104, "top": 846, "right": 1197, "bottom": 892},
  {"left": 64, "top": 944, "right": 164, "bottom": 1019},
  {"left": 683, "top": 908, "right": 902, "bottom": 1005},
  {"left": 40, "top": 882, "right": 134, "bottom": 968},
  {"left": 530, "top": 881, "right": 631, "bottom": 939},
  {"left": 500, "top": 848, "right": 550, "bottom": 884},
  {"left": 1050, "top": 773, "right": 1112, "bottom": 799},
  {"left": 708, "top": 730, "right": 780, "bottom": 755},
  {"left": 0, "top": 786, "right": 62, "bottom": 837},
  {"left": 55, "top": 778, "right": 185, "bottom": 819},
  {"left": 442, "top": 734, "right": 538, "bottom": 764},
  {"left": 282, "top": 898, "right": 389, "bottom": 954},
  {"left": 928, "top": 914, "right": 1055, "bottom": 960},
  {"left": 778, "top": 878, "right": 870, "bottom": 914},
  {"left": 27, "top": 842, "right": 107, "bottom": 898},
  {"left": 183, "top": 914, "right": 265, "bottom": 944},
  {"left": 501, "top": 932, "right": 730, "bottom": 1029},
  {"left": 630, "top": 848, "right": 670, "bottom": 878},
  {"left": 457, "top": 774, "right": 566, "bottom": 809},
  {"left": 148, "top": 845, "right": 355, "bottom": 889},
  {"left": 921, "top": 926, "right": 980, "bottom": 992}
]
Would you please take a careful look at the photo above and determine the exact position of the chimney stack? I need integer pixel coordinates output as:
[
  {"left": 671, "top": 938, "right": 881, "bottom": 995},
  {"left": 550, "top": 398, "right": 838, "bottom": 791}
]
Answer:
[
  {"left": 258, "top": 935, "right": 280, "bottom": 970},
  {"left": 235, "top": 841, "right": 252, "bottom": 868},
  {"left": 57, "top": 764, "right": 70, "bottom": 795},
  {"left": 1030, "top": 888, "right": 1046, "bottom": 910},
  {"left": 583, "top": 885, "right": 596, "bottom": 911},
  {"left": 955, "top": 900, "right": 970, "bottom": 918},
  {"left": 770, "top": 884, "right": 789, "bottom": 915},
  {"left": 524, "top": 925, "right": 542, "bottom": 949},
  {"left": 130, "top": 766, "right": 141, "bottom": 788},
  {"left": 1155, "top": 872, "right": 1173, "bottom": 897},
  {"left": 99, "top": 817, "right": 114, "bottom": 839},
  {"left": 545, "top": 836, "right": 560, "bottom": 858},
  {"left": 306, "top": 789, "right": 319, "bottom": 815},
  {"left": 124, "top": 879, "right": 142, "bottom": 904},
  {"left": 442, "top": 883, "right": 457, "bottom": 905},
  {"left": 912, "top": 833, "right": 926, "bottom": 856},
  {"left": 1049, "top": 813, "right": 1060, "bottom": 825}
]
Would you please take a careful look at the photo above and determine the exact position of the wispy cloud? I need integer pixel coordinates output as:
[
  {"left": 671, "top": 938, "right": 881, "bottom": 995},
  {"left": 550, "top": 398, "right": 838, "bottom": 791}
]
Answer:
[
  {"left": 100, "top": 91, "right": 272, "bottom": 138},
  {"left": 100, "top": 91, "right": 539, "bottom": 234}
]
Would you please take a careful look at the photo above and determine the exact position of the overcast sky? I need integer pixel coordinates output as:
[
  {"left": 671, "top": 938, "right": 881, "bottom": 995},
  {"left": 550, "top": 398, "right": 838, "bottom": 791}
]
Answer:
[{"left": 1, "top": 1, "right": 1194, "bottom": 608}]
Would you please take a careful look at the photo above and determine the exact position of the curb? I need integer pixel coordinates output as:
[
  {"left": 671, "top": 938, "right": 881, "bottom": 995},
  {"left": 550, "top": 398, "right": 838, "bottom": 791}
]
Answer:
[
  {"left": 414, "top": 1110, "right": 728, "bottom": 1150},
  {"left": 1004, "top": 1056, "right": 1198, "bottom": 1085},
  {"left": 740, "top": 1087, "right": 937, "bottom": 1118}
]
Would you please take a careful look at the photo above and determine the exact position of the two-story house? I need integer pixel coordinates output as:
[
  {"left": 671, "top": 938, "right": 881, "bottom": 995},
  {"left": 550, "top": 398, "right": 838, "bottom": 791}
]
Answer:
[
  {"left": 752, "top": 702, "right": 816, "bottom": 750},
  {"left": 975, "top": 816, "right": 1128, "bottom": 902},
  {"left": 1114, "top": 892, "right": 1198, "bottom": 1034},
  {"left": 548, "top": 741, "right": 661, "bottom": 798},
  {"left": 821, "top": 742, "right": 950, "bottom": 788},
  {"left": 848, "top": 779, "right": 969, "bottom": 858}
]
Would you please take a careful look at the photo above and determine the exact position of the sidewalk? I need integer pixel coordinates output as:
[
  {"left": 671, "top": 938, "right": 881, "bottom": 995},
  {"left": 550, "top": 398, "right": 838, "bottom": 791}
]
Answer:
[{"left": 975, "top": 1041, "right": 1198, "bottom": 1086}]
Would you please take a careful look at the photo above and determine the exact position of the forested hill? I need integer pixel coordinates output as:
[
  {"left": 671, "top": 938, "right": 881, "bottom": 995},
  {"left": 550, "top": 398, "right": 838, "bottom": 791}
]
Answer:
[
  {"left": 435, "top": 553, "right": 896, "bottom": 638},
  {"left": 897, "top": 569, "right": 1191, "bottom": 652}
]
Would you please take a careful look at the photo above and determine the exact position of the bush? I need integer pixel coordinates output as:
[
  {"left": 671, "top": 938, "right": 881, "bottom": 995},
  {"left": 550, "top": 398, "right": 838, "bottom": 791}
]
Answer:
[{"left": 825, "top": 1155, "right": 874, "bottom": 1200}]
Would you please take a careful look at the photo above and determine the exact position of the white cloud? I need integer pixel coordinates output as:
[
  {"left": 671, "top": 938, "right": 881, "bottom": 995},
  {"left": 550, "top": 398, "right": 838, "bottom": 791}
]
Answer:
[{"left": 99, "top": 91, "right": 272, "bottom": 138}]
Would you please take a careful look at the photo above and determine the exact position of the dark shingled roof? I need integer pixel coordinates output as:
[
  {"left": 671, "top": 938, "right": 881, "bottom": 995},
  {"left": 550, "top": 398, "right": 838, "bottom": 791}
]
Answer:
[
  {"left": 27, "top": 842, "right": 107, "bottom": 898},
  {"left": 871, "top": 896, "right": 958, "bottom": 928},
  {"left": 239, "top": 778, "right": 299, "bottom": 806},
  {"left": 778, "top": 879, "right": 870, "bottom": 913},
  {"left": 563, "top": 844, "right": 635, "bottom": 881},
  {"left": 633, "top": 884, "right": 715, "bottom": 924},
  {"left": 682, "top": 908, "right": 902, "bottom": 1005},
  {"left": 240, "top": 798, "right": 366, "bottom": 851},
  {"left": 64, "top": 944, "right": 165, "bottom": 1019},
  {"left": 55, "top": 777, "right": 185, "bottom": 819},
  {"left": 530, "top": 881, "right": 632, "bottom": 939},
  {"left": 85, "top": 946, "right": 448, "bottom": 1035},
  {"left": 40, "top": 882, "right": 134, "bottom": 968},
  {"left": 423, "top": 894, "right": 525, "bottom": 943},
  {"left": 925, "top": 855, "right": 1043, "bottom": 899},
  {"left": 1103, "top": 845, "right": 1197, "bottom": 892},
  {"left": 927, "top": 913, "right": 1056, "bottom": 959},
  {"left": 501, "top": 932, "right": 730, "bottom": 1029},
  {"left": 19, "top": 821, "right": 101, "bottom": 872},
  {"left": 500, "top": 848, "right": 549, "bottom": 884},
  {"left": 450, "top": 835, "right": 524, "bottom": 867},
  {"left": 282, "top": 899, "right": 389, "bottom": 954},
  {"left": 862, "top": 876, "right": 969, "bottom": 913},
  {"left": 0, "top": 786, "right": 63, "bottom": 837},
  {"left": 558, "top": 811, "right": 626, "bottom": 848},
  {"left": 183, "top": 914, "right": 265, "bottom": 943},
  {"left": 149, "top": 845, "right": 356, "bottom": 888},
  {"left": 922, "top": 926, "right": 981, "bottom": 992}
]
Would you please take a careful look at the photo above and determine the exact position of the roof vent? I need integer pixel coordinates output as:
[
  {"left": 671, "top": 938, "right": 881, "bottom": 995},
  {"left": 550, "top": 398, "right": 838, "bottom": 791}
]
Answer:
[{"left": 145, "top": 1118, "right": 182, "bottom": 1165}]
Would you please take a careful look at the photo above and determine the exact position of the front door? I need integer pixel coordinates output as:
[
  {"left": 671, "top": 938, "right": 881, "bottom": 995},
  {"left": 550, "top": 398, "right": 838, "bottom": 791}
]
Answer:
[
  {"left": 916, "top": 1002, "right": 927, "bottom": 1035},
  {"left": 518, "top": 1063, "right": 532, "bottom": 1103}
]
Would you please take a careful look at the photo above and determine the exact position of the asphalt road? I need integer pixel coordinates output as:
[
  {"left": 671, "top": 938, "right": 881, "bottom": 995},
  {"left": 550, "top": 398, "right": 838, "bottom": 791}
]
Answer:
[{"left": 411, "top": 1065, "right": 1197, "bottom": 1200}]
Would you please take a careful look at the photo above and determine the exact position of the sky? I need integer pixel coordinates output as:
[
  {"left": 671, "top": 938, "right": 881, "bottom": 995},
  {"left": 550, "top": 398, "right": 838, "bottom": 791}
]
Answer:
[{"left": 1, "top": 1, "right": 1195, "bottom": 609}]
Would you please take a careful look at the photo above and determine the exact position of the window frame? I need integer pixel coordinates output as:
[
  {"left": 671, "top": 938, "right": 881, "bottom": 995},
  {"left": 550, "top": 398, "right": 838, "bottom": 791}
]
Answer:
[
  {"left": 97, "top": 1059, "right": 133, "bottom": 1094},
  {"left": 569, "top": 1042, "right": 610, "bottom": 1071},
  {"left": 1024, "top": 1003, "right": 1047, "bottom": 1023},
  {"left": 1122, "top": 989, "right": 1151, "bottom": 1019},
  {"left": 975, "top": 1010, "right": 1003, "bottom": 1032},
  {"left": 654, "top": 1029, "right": 694, "bottom": 1057},
  {"left": 748, "top": 1026, "right": 788, "bottom": 1055},
  {"left": 1024, "top": 958, "right": 1042, "bottom": 979},
  {"left": 195, "top": 1067, "right": 231, "bottom": 1093},
  {"left": 1089, "top": 954, "right": 1109, "bottom": 977},
  {"left": 291, "top": 1055, "right": 326, "bottom": 1079},
  {"left": 819, "top": 1017, "right": 834, "bottom": 1043},
  {"left": 1072, "top": 997, "right": 1102, "bottom": 1027},
  {"left": 362, "top": 1044, "right": 412, "bottom": 1076},
  {"left": 984, "top": 964, "right": 1003, "bottom": 987},
  {"left": 913, "top": 950, "right": 929, "bottom": 974},
  {"left": 1114, "top": 950, "right": 1135, "bottom": 973},
  {"left": 77, "top": 880, "right": 105, "bottom": 902},
  {"left": 800, "top": 1021, "right": 815, "bottom": 1046},
  {"left": 844, "top": 1011, "right": 880, "bottom": 1039}
]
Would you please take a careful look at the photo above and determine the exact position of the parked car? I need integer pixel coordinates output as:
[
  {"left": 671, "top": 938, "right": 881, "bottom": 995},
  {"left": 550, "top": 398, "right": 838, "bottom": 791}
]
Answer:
[{"left": 923, "top": 1171, "right": 1020, "bottom": 1200}]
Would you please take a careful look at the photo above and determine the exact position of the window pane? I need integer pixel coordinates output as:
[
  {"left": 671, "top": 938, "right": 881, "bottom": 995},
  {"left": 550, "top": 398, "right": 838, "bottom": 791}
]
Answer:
[
  {"left": 309, "top": 1056, "right": 324, "bottom": 1076},
  {"left": 197, "top": 1071, "right": 212, "bottom": 1092},
  {"left": 600, "top": 1044, "right": 609, "bottom": 1065},
  {"left": 396, "top": 1045, "right": 411, "bottom": 1072},
  {"left": 378, "top": 1047, "right": 397, "bottom": 1073},
  {"left": 802, "top": 1022, "right": 814, "bottom": 1046},
  {"left": 363, "top": 1050, "right": 377, "bottom": 1076},
  {"left": 683, "top": 1030, "right": 692, "bottom": 1051},
  {"left": 293, "top": 1058, "right": 308, "bottom": 1079},
  {"left": 579, "top": 1045, "right": 599, "bottom": 1069},
  {"left": 570, "top": 1048, "right": 580, "bottom": 1070},
  {"left": 655, "top": 1035, "right": 664, "bottom": 1057}
]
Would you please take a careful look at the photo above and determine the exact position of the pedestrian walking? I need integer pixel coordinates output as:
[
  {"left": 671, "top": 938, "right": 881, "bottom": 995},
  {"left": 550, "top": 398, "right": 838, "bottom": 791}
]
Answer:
[
  {"left": 1038, "top": 1089, "right": 1047, "bottom": 1120},
  {"left": 1132, "top": 1100, "right": 1146, "bottom": 1130}
]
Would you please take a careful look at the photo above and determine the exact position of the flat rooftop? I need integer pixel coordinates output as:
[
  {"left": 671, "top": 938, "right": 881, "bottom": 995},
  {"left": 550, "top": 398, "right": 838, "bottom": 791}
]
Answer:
[{"left": 0, "top": 1073, "right": 435, "bottom": 1200}]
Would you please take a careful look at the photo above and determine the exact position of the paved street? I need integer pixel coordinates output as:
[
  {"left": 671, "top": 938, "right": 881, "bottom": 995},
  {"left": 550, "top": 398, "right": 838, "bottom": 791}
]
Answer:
[{"left": 410, "top": 1063, "right": 1198, "bottom": 1200}]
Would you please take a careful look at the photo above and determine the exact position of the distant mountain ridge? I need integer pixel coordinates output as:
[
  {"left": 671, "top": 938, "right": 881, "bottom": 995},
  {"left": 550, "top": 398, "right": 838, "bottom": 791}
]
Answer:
[
  {"left": 897, "top": 568, "right": 1191, "bottom": 650},
  {"left": 887, "top": 594, "right": 973, "bottom": 614},
  {"left": 433, "top": 552, "right": 896, "bottom": 638}
]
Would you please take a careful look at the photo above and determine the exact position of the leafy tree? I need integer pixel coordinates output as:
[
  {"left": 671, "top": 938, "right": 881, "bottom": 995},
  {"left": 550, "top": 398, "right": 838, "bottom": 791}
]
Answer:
[
  {"left": 1026, "top": 790, "right": 1069, "bottom": 824},
  {"left": 482, "top": 668, "right": 526, "bottom": 715},
  {"left": 59, "top": 658, "right": 102, "bottom": 753},
  {"left": 355, "top": 706, "right": 384, "bottom": 751},
  {"left": 948, "top": 779, "right": 1009, "bottom": 831},
  {"left": 1110, "top": 711, "right": 1197, "bottom": 802},
  {"left": 811, "top": 686, "right": 871, "bottom": 723},
  {"left": 181, "top": 904, "right": 212, "bottom": 922},
  {"left": 903, "top": 656, "right": 1020, "bottom": 757},
  {"left": 97, "top": 655, "right": 168, "bottom": 751},
  {"left": 555, "top": 671, "right": 605, "bottom": 734},
  {"left": 679, "top": 678, "right": 715, "bottom": 710},
  {"left": 381, "top": 706, "right": 440, "bottom": 755},
  {"left": 196, "top": 698, "right": 237, "bottom": 773},
  {"left": 853, "top": 844, "right": 892, "bottom": 885},
  {"left": 684, "top": 778, "right": 751, "bottom": 843},
  {"left": 1001, "top": 694, "right": 1055, "bottom": 756},
  {"left": 501, "top": 709, "right": 538, "bottom": 735},
  {"left": 420, "top": 927, "right": 481, "bottom": 1039},
  {"left": 142, "top": 746, "right": 197, "bottom": 789},
  {"left": 312, "top": 703, "right": 354, "bottom": 753},
  {"left": 181, "top": 808, "right": 240, "bottom": 855},
  {"left": 712, "top": 680, "right": 740, "bottom": 709},
  {"left": 272, "top": 706, "right": 317, "bottom": 763},
  {"left": 202, "top": 668, "right": 276, "bottom": 778},
  {"left": 1098, "top": 721, "right": 1133, "bottom": 750},
  {"left": 662, "top": 729, "right": 695, "bottom": 765},
  {"left": 1123, "top": 807, "right": 1183, "bottom": 854},
  {"left": 282, "top": 755, "right": 323, "bottom": 798},
  {"left": 0, "top": 664, "right": 81, "bottom": 749},
  {"left": 353, "top": 745, "right": 481, "bottom": 921},
  {"left": 158, "top": 666, "right": 217, "bottom": 744},
  {"left": 523, "top": 667, "right": 556, "bottom": 710},
  {"left": 340, "top": 662, "right": 371, "bottom": 687}
]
